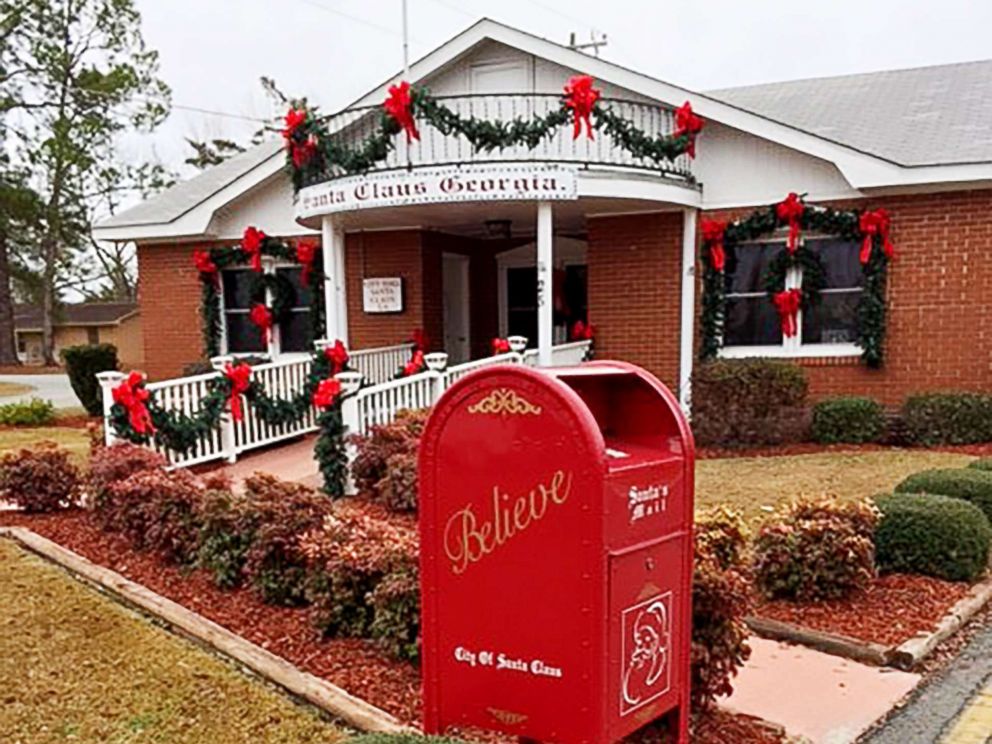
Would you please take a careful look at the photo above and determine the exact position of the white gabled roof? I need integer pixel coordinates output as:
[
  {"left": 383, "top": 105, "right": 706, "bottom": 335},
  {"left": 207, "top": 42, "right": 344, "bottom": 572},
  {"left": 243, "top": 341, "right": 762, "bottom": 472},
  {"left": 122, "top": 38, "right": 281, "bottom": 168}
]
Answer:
[{"left": 96, "top": 18, "right": 992, "bottom": 243}]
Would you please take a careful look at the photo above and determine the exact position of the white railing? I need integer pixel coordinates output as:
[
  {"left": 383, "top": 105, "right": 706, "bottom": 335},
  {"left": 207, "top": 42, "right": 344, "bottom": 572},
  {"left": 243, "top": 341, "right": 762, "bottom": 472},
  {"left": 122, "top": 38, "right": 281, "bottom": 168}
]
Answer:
[
  {"left": 144, "top": 371, "right": 227, "bottom": 468},
  {"left": 233, "top": 355, "right": 319, "bottom": 455},
  {"left": 349, "top": 342, "right": 414, "bottom": 386},
  {"left": 522, "top": 340, "right": 592, "bottom": 367}
]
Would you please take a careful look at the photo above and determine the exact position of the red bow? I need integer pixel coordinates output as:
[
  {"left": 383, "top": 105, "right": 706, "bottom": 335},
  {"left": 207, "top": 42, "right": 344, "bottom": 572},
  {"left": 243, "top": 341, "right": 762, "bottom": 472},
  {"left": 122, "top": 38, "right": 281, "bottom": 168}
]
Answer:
[
  {"left": 112, "top": 371, "right": 155, "bottom": 436},
  {"left": 223, "top": 362, "right": 252, "bottom": 422},
  {"left": 193, "top": 249, "right": 218, "bottom": 278},
  {"left": 701, "top": 219, "right": 727, "bottom": 272},
  {"left": 411, "top": 327, "right": 428, "bottom": 352},
  {"left": 312, "top": 378, "right": 342, "bottom": 409},
  {"left": 858, "top": 208, "right": 895, "bottom": 264},
  {"left": 776, "top": 193, "right": 805, "bottom": 254},
  {"left": 291, "top": 134, "right": 318, "bottom": 168},
  {"left": 564, "top": 75, "right": 600, "bottom": 140},
  {"left": 241, "top": 226, "right": 266, "bottom": 272},
  {"left": 249, "top": 303, "right": 273, "bottom": 345},
  {"left": 384, "top": 81, "right": 420, "bottom": 143},
  {"left": 772, "top": 289, "right": 802, "bottom": 338},
  {"left": 282, "top": 108, "right": 307, "bottom": 143},
  {"left": 674, "top": 101, "right": 704, "bottom": 158},
  {"left": 570, "top": 320, "right": 595, "bottom": 341},
  {"left": 324, "top": 339, "right": 349, "bottom": 374},
  {"left": 403, "top": 349, "right": 425, "bottom": 377},
  {"left": 296, "top": 239, "right": 318, "bottom": 285},
  {"left": 492, "top": 338, "right": 511, "bottom": 355}
]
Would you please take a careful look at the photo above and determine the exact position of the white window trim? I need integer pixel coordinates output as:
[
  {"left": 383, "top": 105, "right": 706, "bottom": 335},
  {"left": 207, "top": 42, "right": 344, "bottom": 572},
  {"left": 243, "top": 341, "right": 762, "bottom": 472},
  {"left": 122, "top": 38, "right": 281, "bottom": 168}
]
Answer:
[
  {"left": 219, "top": 260, "right": 312, "bottom": 358},
  {"left": 718, "top": 235, "right": 864, "bottom": 360}
]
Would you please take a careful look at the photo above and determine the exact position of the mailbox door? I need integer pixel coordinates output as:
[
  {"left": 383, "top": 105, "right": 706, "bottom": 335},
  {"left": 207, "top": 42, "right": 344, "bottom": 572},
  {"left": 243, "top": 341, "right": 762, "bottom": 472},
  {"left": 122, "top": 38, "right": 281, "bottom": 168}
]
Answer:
[
  {"left": 605, "top": 456, "right": 687, "bottom": 551},
  {"left": 420, "top": 368, "right": 609, "bottom": 743},
  {"left": 606, "top": 535, "right": 688, "bottom": 742}
]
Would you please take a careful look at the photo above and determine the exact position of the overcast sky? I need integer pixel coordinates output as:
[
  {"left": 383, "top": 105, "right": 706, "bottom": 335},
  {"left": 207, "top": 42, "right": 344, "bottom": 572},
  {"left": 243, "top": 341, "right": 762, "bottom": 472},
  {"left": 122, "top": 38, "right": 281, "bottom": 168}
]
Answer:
[{"left": 129, "top": 0, "right": 992, "bottom": 176}]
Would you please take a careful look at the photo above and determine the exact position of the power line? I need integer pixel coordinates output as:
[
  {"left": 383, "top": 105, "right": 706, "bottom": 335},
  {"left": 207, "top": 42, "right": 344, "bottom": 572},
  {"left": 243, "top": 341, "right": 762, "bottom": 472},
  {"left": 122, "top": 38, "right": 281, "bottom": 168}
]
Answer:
[{"left": 291, "top": 0, "right": 419, "bottom": 39}]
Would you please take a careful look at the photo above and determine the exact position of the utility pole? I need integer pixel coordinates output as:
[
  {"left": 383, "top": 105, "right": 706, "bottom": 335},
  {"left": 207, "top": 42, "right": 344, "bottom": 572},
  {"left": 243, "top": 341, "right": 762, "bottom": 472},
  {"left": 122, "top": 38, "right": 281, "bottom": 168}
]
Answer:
[{"left": 568, "top": 31, "right": 608, "bottom": 57}]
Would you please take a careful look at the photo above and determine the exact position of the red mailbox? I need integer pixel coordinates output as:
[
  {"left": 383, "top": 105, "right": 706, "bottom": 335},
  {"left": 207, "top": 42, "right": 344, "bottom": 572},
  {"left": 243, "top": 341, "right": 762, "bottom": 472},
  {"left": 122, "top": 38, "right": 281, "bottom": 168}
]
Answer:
[{"left": 419, "top": 361, "right": 694, "bottom": 743}]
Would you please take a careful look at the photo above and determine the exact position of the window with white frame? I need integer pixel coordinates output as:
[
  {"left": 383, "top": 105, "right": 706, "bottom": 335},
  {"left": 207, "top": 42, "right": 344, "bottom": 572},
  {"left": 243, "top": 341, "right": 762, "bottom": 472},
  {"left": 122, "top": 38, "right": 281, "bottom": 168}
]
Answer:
[
  {"left": 221, "top": 265, "right": 314, "bottom": 355},
  {"left": 722, "top": 236, "right": 864, "bottom": 355}
]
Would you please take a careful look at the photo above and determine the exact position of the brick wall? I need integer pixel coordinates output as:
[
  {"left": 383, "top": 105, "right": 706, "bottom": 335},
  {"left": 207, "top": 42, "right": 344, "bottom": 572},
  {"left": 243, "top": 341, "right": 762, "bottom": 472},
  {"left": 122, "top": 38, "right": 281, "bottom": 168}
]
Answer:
[
  {"left": 587, "top": 212, "right": 684, "bottom": 391},
  {"left": 137, "top": 242, "right": 205, "bottom": 379},
  {"left": 700, "top": 188, "right": 992, "bottom": 406}
]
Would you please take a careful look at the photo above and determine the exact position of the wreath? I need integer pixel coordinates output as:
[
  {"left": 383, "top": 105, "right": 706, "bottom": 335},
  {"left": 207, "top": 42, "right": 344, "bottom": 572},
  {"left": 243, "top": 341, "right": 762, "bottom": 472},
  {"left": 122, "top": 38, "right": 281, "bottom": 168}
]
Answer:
[
  {"left": 109, "top": 341, "right": 353, "bottom": 496},
  {"left": 700, "top": 193, "right": 894, "bottom": 367},
  {"left": 281, "top": 75, "right": 705, "bottom": 191},
  {"left": 194, "top": 228, "right": 325, "bottom": 358}
]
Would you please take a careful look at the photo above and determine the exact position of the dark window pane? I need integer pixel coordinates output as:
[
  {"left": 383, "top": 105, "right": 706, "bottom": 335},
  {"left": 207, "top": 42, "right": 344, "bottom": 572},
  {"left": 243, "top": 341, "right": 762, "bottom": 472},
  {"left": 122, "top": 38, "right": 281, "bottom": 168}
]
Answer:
[
  {"left": 802, "top": 293, "right": 860, "bottom": 344},
  {"left": 222, "top": 270, "right": 255, "bottom": 310},
  {"left": 724, "top": 297, "right": 783, "bottom": 347},
  {"left": 561, "top": 264, "right": 587, "bottom": 325},
  {"left": 276, "top": 267, "right": 313, "bottom": 307},
  {"left": 725, "top": 242, "right": 783, "bottom": 294},
  {"left": 806, "top": 238, "right": 863, "bottom": 289},
  {"left": 508, "top": 310, "right": 537, "bottom": 345},
  {"left": 225, "top": 313, "right": 265, "bottom": 353},
  {"left": 507, "top": 267, "right": 537, "bottom": 310},
  {"left": 279, "top": 312, "right": 312, "bottom": 353}
]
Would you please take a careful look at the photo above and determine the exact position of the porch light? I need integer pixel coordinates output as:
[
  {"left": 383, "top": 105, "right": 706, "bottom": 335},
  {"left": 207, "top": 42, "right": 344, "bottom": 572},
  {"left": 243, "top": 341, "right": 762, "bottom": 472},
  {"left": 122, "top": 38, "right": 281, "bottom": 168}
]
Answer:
[
  {"left": 484, "top": 219, "right": 512, "bottom": 239},
  {"left": 334, "top": 370, "right": 363, "bottom": 396},
  {"left": 425, "top": 352, "right": 449, "bottom": 371},
  {"left": 507, "top": 336, "right": 528, "bottom": 353}
]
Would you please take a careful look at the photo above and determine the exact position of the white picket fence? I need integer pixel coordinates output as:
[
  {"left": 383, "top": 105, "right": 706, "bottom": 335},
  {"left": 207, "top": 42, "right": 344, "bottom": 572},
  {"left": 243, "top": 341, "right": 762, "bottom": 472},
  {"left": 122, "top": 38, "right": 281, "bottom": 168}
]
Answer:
[{"left": 98, "top": 339, "right": 592, "bottom": 468}]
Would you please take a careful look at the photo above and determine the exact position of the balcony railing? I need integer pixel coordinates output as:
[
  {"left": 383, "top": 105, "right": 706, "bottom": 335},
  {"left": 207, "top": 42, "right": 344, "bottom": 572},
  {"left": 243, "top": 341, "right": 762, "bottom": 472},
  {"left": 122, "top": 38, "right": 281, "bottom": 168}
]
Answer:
[{"left": 303, "top": 94, "right": 695, "bottom": 187}]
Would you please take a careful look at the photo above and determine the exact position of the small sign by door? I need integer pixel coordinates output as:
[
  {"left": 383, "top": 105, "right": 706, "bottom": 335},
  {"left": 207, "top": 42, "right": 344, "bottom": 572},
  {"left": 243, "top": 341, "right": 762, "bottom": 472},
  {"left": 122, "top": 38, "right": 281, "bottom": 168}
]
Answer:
[{"left": 363, "top": 277, "right": 403, "bottom": 313}]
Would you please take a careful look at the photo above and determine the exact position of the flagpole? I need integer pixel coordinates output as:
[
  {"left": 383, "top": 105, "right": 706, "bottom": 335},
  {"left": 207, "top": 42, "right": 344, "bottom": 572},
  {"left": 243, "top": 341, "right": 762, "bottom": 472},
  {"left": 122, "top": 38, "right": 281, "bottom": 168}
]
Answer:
[{"left": 402, "top": 0, "right": 410, "bottom": 78}]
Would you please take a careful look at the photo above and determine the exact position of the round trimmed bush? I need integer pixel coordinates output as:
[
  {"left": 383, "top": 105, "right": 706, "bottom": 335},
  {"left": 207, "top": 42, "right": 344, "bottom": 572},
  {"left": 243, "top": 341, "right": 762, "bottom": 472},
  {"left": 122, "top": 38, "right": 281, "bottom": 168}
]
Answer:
[
  {"left": 895, "top": 468, "right": 992, "bottom": 522},
  {"left": 969, "top": 458, "right": 992, "bottom": 472},
  {"left": 875, "top": 493, "right": 991, "bottom": 582},
  {"left": 811, "top": 396, "right": 885, "bottom": 444}
]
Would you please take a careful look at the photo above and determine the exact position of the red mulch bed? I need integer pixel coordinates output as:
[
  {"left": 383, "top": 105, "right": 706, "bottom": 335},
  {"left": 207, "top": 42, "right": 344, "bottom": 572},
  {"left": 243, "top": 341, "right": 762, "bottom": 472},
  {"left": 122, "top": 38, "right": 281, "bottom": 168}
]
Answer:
[
  {"left": 754, "top": 573, "right": 973, "bottom": 647},
  {"left": 697, "top": 442, "right": 992, "bottom": 459},
  {"left": 0, "top": 508, "right": 789, "bottom": 742}
]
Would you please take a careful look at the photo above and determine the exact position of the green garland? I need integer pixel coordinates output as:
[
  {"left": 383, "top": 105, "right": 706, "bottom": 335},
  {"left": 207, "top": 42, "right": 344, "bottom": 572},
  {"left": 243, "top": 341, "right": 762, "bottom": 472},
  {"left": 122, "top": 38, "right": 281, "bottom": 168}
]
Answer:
[
  {"left": 198, "top": 234, "right": 325, "bottom": 359},
  {"left": 284, "top": 85, "right": 700, "bottom": 191},
  {"left": 108, "top": 348, "right": 349, "bottom": 497},
  {"left": 700, "top": 196, "right": 892, "bottom": 367}
]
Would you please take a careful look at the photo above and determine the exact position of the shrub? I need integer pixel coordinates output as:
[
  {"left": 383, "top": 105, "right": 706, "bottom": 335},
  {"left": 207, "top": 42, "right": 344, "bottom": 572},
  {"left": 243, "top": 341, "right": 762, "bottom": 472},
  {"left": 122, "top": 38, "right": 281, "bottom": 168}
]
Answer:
[
  {"left": 351, "top": 409, "right": 428, "bottom": 507},
  {"left": 901, "top": 392, "right": 992, "bottom": 446},
  {"left": 103, "top": 468, "right": 202, "bottom": 559},
  {"left": 811, "top": 396, "right": 885, "bottom": 444},
  {"left": 691, "top": 543, "right": 752, "bottom": 709},
  {"left": 241, "top": 473, "right": 332, "bottom": 606},
  {"left": 969, "top": 458, "right": 992, "bottom": 472},
  {"left": 302, "top": 507, "right": 418, "bottom": 640},
  {"left": 753, "top": 497, "right": 879, "bottom": 601},
  {"left": 895, "top": 468, "right": 992, "bottom": 522},
  {"left": 368, "top": 565, "right": 421, "bottom": 662},
  {"left": 0, "top": 443, "right": 80, "bottom": 512},
  {"left": 0, "top": 398, "right": 56, "bottom": 426},
  {"left": 61, "top": 343, "right": 119, "bottom": 416},
  {"left": 875, "top": 493, "right": 991, "bottom": 582},
  {"left": 376, "top": 452, "right": 418, "bottom": 513},
  {"left": 196, "top": 489, "right": 254, "bottom": 588},
  {"left": 695, "top": 506, "right": 748, "bottom": 571},
  {"left": 89, "top": 443, "right": 166, "bottom": 514},
  {"left": 690, "top": 360, "right": 809, "bottom": 447}
]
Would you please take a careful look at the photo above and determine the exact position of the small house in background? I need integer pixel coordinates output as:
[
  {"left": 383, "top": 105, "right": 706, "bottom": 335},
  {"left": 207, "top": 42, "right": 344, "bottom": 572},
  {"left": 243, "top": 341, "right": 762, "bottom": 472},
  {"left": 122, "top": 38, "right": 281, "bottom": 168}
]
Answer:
[{"left": 14, "top": 302, "right": 143, "bottom": 368}]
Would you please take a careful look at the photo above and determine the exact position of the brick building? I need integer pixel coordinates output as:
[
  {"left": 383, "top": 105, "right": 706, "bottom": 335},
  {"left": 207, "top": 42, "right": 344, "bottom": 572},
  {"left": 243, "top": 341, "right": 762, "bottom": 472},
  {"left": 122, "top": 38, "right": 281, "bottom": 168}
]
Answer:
[{"left": 95, "top": 20, "right": 992, "bottom": 408}]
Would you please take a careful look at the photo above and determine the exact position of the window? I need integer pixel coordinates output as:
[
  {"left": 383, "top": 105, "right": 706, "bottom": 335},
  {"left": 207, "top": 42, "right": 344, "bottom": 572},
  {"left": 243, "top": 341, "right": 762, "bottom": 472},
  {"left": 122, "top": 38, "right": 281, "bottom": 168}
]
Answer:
[
  {"left": 221, "top": 265, "right": 315, "bottom": 356},
  {"left": 86, "top": 327, "right": 99, "bottom": 345},
  {"left": 722, "top": 237, "right": 863, "bottom": 356}
]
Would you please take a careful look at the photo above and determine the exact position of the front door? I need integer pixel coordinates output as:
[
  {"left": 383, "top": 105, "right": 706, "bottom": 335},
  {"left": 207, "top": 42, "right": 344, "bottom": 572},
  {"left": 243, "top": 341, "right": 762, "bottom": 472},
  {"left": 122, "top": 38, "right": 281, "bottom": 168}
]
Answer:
[{"left": 442, "top": 253, "right": 471, "bottom": 363}]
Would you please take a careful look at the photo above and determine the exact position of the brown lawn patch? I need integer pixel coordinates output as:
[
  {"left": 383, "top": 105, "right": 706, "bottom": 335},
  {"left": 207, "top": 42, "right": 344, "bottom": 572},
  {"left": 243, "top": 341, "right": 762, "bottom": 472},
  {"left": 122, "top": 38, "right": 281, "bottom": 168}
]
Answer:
[
  {"left": 0, "top": 426, "right": 90, "bottom": 464},
  {"left": 0, "top": 381, "right": 35, "bottom": 398},
  {"left": 0, "top": 539, "right": 344, "bottom": 743}
]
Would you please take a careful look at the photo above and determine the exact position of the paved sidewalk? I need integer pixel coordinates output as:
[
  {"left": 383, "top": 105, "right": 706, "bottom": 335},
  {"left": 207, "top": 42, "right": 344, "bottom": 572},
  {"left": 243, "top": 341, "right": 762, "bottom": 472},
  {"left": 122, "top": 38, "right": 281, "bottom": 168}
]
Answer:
[
  {"left": 864, "top": 623, "right": 992, "bottom": 744},
  {"left": 726, "top": 637, "right": 920, "bottom": 744}
]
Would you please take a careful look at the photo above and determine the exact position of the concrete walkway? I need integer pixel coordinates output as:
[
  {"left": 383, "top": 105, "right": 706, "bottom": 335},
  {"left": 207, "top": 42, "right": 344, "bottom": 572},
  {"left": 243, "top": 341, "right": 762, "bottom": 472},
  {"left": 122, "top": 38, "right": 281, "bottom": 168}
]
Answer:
[
  {"left": 0, "top": 373, "right": 78, "bottom": 409},
  {"left": 726, "top": 637, "right": 920, "bottom": 744}
]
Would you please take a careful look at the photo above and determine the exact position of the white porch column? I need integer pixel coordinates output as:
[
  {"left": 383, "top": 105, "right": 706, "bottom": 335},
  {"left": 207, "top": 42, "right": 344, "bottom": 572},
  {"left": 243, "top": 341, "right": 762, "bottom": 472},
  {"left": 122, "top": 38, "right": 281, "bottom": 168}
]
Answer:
[
  {"left": 321, "top": 216, "right": 347, "bottom": 343},
  {"left": 678, "top": 207, "right": 698, "bottom": 415},
  {"left": 537, "top": 201, "right": 554, "bottom": 367}
]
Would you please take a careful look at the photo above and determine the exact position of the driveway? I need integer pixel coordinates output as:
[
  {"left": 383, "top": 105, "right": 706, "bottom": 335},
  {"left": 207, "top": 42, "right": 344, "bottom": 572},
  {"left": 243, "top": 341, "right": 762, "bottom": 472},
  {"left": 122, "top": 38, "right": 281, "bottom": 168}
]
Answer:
[{"left": 0, "top": 373, "right": 80, "bottom": 409}]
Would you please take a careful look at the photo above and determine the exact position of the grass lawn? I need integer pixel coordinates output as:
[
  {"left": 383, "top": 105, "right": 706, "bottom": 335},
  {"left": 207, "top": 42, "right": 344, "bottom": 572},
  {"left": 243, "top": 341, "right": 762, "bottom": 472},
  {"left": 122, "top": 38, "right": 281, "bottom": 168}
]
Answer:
[
  {"left": 696, "top": 449, "right": 976, "bottom": 524},
  {"left": 0, "top": 426, "right": 90, "bottom": 463},
  {"left": 0, "top": 539, "right": 345, "bottom": 743},
  {"left": 0, "top": 381, "right": 35, "bottom": 398}
]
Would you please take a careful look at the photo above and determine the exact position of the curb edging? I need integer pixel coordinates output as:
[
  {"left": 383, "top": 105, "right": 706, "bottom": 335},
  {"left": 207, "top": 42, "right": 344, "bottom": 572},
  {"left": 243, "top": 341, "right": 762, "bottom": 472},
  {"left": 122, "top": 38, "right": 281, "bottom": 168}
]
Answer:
[{"left": 0, "top": 526, "right": 416, "bottom": 735}]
